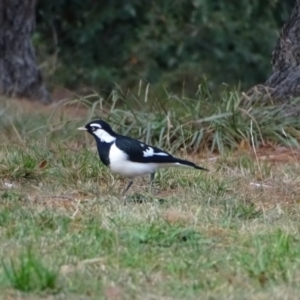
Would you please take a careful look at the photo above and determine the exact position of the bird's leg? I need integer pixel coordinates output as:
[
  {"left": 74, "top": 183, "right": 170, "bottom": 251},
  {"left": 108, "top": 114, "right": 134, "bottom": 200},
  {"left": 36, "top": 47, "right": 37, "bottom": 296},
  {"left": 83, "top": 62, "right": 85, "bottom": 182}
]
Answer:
[
  {"left": 123, "top": 180, "right": 133, "bottom": 196},
  {"left": 149, "top": 172, "right": 155, "bottom": 194}
]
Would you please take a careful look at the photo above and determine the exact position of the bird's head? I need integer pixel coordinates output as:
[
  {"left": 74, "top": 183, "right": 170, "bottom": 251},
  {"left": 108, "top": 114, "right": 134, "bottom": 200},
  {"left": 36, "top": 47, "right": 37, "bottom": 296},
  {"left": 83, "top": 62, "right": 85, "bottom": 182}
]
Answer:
[{"left": 78, "top": 120, "right": 117, "bottom": 143}]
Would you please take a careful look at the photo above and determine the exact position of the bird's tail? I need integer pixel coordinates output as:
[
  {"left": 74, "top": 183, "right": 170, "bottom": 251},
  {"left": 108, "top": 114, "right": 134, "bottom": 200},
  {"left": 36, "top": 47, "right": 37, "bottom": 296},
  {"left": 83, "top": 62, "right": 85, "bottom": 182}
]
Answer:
[{"left": 176, "top": 158, "right": 208, "bottom": 171}]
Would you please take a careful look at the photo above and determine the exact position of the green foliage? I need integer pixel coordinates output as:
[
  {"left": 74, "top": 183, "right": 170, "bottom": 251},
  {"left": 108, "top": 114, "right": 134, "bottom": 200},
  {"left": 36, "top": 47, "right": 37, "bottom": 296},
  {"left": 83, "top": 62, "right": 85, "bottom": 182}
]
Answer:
[
  {"left": 70, "top": 84, "right": 300, "bottom": 154},
  {"left": 35, "top": 0, "right": 294, "bottom": 94},
  {"left": 2, "top": 248, "right": 59, "bottom": 292},
  {"left": 2, "top": 83, "right": 300, "bottom": 156},
  {"left": 236, "top": 231, "right": 297, "bottom": 284},
  {"left": 124, "top": 224, "right": 202, "bottom": 247}
]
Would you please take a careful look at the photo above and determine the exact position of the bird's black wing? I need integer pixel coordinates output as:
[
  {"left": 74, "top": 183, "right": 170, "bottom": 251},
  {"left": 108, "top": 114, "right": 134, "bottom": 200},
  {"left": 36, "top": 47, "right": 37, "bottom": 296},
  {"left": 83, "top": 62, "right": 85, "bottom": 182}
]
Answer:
[
  {"left": 115, "top": 136, "right": 177, "bottom": 164},
  {"left": 115, "top": 136, "right": 208, "bottom": 170}
]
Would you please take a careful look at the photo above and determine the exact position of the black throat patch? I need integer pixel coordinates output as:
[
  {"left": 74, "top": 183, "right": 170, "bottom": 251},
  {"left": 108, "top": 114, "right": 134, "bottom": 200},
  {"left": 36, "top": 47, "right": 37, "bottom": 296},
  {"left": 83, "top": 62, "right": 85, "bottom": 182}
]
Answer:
[{"left": 95, "top": 139, "right": 113, "bottom": 167}]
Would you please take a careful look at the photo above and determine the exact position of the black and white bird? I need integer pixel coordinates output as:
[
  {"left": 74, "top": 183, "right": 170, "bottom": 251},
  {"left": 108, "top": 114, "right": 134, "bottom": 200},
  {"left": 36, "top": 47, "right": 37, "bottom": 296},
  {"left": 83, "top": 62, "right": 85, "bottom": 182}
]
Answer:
[{"left": 78, "top": 120, "right": 208, "bottom": 195}]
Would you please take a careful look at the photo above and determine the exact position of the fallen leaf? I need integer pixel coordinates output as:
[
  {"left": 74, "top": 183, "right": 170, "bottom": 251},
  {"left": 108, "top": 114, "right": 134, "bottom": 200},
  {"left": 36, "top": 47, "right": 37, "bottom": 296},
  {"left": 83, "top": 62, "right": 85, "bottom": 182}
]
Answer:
[{"left": 38, "top": 160, "right": 48, "bottom": 169}]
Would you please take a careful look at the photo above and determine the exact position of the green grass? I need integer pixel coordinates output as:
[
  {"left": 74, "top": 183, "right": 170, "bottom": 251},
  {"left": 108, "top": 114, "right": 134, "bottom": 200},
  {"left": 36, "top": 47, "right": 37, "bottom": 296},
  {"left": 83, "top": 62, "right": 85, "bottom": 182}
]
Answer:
[
  {"left": 1, "top": 89, "right": 300, "bottom": 299},
  {"left": 2, "top": 247, "right": 59, "bottom": 292}
]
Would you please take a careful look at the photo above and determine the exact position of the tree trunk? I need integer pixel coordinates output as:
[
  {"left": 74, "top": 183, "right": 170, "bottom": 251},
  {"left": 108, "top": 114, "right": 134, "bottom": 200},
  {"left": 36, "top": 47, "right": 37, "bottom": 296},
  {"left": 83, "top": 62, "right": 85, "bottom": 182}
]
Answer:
[
  {"left": 245, "top": 0, "right": 300, "bottom": 115},
  {"left": 0, "top": 0, "right": 50, "bottom": 102}
]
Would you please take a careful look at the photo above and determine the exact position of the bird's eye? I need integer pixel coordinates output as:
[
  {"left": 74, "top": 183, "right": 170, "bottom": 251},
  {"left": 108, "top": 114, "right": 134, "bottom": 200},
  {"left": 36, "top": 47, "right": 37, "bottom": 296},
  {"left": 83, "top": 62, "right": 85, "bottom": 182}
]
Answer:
[{"left": 91, "top": 127, "right": 96, "bottom": 131}]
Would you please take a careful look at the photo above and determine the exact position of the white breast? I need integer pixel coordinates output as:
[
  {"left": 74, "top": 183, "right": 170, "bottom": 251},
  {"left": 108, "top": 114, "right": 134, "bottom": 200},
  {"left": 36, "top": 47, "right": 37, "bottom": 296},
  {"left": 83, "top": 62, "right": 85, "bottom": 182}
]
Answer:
[{"left": 108, "top": 143, "right": 176, "bottom": 178}]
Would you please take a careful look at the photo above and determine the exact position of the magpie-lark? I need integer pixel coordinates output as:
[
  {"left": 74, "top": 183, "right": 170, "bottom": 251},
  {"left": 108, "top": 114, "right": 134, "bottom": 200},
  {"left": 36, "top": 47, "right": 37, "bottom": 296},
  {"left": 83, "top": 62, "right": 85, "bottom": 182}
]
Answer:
[{"left": 78, "top": 120, "right": 208, "bottom": 195}]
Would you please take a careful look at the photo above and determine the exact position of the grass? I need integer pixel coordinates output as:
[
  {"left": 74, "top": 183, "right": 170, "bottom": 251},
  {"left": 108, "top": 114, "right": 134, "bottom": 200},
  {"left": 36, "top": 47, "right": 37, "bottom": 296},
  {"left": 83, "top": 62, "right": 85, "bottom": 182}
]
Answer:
[
  {"left": 1, "top": 87, "right": 300, "bottom": 299},
  {"left": 2, "top": 247, "right": 59, "bottom": 292}
]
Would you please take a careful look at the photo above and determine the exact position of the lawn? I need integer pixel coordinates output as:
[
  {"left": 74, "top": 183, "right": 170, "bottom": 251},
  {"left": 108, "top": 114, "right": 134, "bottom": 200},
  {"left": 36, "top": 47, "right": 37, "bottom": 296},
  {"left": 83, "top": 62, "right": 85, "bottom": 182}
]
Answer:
[{"left": 0, "top": 95, "right": 300, "bottom": 300}]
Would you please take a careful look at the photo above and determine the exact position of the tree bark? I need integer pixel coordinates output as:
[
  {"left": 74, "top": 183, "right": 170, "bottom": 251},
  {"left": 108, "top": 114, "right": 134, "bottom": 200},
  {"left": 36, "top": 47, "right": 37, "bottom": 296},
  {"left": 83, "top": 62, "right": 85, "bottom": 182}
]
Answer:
[
  {"left": 0, "top": 0, "right": 50, "bottom": 102},
  {"left": 245, "top": 0, "right": 300, "bottom": 114}
]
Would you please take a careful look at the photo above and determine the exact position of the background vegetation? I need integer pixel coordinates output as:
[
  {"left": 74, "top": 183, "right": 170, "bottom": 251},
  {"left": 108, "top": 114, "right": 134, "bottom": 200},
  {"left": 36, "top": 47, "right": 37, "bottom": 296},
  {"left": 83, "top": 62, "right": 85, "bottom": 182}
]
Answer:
[{"left": 35, "top": 0, "right": 294, "bottom": 95}]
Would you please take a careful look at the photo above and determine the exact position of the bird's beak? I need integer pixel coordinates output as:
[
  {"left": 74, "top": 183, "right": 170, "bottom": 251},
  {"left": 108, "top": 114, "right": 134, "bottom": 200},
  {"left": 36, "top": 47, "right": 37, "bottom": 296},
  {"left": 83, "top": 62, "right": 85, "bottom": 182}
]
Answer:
[{"left": 77, "top": 127, "right": 87, "bottom": 131}]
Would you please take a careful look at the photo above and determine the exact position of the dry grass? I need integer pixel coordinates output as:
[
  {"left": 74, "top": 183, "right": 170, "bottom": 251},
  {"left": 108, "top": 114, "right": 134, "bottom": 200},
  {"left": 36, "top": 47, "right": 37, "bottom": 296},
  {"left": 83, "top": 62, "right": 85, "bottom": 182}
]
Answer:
[{"left": 1, "top": 97, "right": 300, "bottom": 299}]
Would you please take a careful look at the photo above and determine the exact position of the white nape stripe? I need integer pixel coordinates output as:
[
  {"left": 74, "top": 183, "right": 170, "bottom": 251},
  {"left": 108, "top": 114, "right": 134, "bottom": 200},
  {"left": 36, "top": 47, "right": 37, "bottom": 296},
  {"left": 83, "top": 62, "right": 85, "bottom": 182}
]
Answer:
[
  {"left": 93, "top": 128, "right": 116, "bottom": 143},
  {"left": 90, "top": 123, "right": 102, "bottom": 128},
  {"left": 143, "top": 147, "right": 168, "bottom": 157}
]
